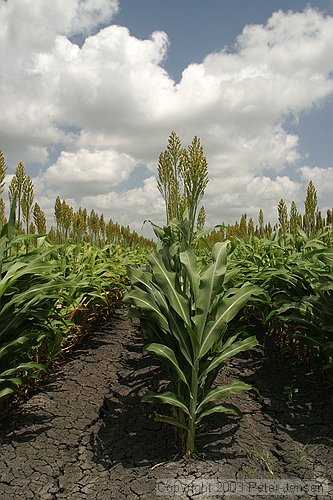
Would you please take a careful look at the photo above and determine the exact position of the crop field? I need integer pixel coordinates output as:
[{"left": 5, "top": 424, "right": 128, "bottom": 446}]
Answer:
[{"left": 0, "top": 138, "right": 332, "bottom": 498}]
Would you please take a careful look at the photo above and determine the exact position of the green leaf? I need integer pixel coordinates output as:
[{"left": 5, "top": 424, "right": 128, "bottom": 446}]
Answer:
[
  {"left": 197, "top": 380, "right": 252, "bottom": 414},
  {"left": 165, "top": 309, "right": 195, "bottom": 367},
  {"left": 0, "top": 260, "right": 55, "bottom": 298},
  {"left": 0, "top": 236, "right": 7, "bottom": 264},
  {"left": 1, "top": 362, "right": 47, "bottom": 377},
  {"left": 145, "top": 343, "right": 189, "bottom": 387},
  {"left": 149, "top": 251, "right": 191, "bottom": 326},
  {"left": 179, "top": 247, "right": 200, "bottom": 303},
  {"left": 196, "top": 402, "right": 243, "bottom": 423},
  {"left": 0, "top": 377, "right": 22, "bottom": 386},
  {"left": 155, "top": 413, "right": 189, "bottom": 430},
  {"left": 142, "top": 390, "right": 190, "bottom": 415},
  {"left": 0, "top": 387, "right": 14, "bottom": 399},
  {"left": 124, "top": 289, "right": 169, "bottom": 332},
  {"left": 220, "top": 333, "right": 239, "bottom": 350},
  {"left": 195, "top": 241, "right": 229, "bottom": 341},
  {"left": 128, "top": 267, "right": 155, "bottom": 293},
  {"left": 199, "top": 284, "right": 262, "bottom": 358},
  {"left": 199, "top": 336, "right": 258, "bottom": 383},
  {"left": 0, "top": 336, "right": 31, "bottom": 359}
]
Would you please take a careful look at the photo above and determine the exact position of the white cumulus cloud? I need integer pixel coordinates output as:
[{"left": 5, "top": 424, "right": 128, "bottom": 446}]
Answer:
[
  {"left": 41, "top": 148, "right": 137, "bottom": 197},
  {"left": 1, "top": 3, "right": 333, "bottom": 231}
]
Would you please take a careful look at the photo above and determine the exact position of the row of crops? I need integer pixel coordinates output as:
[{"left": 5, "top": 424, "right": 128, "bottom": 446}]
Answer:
[
  {"left": 1, "top": 134, "right": 332, "bottom": 459},
  {"left": 2, "top": 207, "right": 331, "bottom": 445},
  {"left": 125, "top": 218, "right": 333, "bottom": 457},
  {"left": 0, "top": 198, "right": 150, "bottom": 409},
  {"left": 123, "top": 132, "right": 333, "bottom": 457},
  {"left": 229, "top": 229, "right": 333, "bottom": 372},
  {"left": 0, "top": 151, "right": 155, "bottom": 248},
  {"left": 0, "top": 147, "right": 154, "bottom": 411}
]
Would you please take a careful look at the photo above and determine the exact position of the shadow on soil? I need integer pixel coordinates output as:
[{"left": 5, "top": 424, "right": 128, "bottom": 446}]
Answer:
[
  {"left": 92, "top": 337, "right": 246, "bottom": 470},
  {"left": 240, "top": 338, "right": 333, "bottom": 448},
  {"left": 92, "top": 327, "right": 333, "bottom": 474}
]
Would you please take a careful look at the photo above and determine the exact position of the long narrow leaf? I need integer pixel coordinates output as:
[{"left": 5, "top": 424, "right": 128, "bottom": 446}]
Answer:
[
  {"left": 196, "top": 402, "right": 243, "bottom": 423},
  {"left": 145, "top": 343, "right": 189, "bottom": 386},
  {"left": 194, "top": 241, "right": 229, "bottom": 341},
  {"left": 142, "top": 390, "right": 190, "bottom": 415},
  {"left": 199, "top": 337, "right": 258, "bottom": 383},
  {"left": 149, "top": 252, "right": 191, "bottom": 326},
  {"left": 197, "top": 380, "right": 252, "bottom": 414},
  {"left": 155, "top": 413, "right": 189, "bottom": 430},
  {"left": 200, "top": 284, "right": 262, "bottom": 358}
]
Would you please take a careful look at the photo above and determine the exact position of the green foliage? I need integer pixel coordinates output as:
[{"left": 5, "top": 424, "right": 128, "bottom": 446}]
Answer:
[
  {"left": 0, "top": 197, "right": 150, "bottom": 408},
  {"left": 0, "top": 201, "right": 62, "bottom": 403},
  {"left": 53, "top": 196, "right": 154, "bottom": 248},
  {"left": 272, "top": 245, "right": 333, "bottom": 373},
  {"left": 228, "top": 229, "right": 333, "bottom": 375},
  {"left": 124, "top": 219, "right": 263, "bottom": 457}
]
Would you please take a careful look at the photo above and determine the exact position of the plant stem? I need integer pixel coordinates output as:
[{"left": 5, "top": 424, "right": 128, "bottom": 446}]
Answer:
[{"left": 186, "top": 359, "right": 199, "bottom": 457}]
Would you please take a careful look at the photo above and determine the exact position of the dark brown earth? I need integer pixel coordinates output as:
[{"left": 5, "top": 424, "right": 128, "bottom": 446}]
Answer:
[{"left": 0, "top": 311, "right": 332, "bottom": 499}]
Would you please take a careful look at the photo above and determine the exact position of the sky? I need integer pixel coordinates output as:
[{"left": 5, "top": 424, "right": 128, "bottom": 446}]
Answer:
[{"left": 1, "top": 0, "right": 333, "bottom": 236}]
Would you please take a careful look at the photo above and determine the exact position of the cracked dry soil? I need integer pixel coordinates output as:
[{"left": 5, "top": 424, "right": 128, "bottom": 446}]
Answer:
[{"left": 0, "top": 312, "right": 332, "bottom": 500}]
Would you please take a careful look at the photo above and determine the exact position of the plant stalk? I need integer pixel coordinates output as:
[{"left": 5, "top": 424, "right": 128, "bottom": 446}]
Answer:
[{"left": 186, "top": 359, "right": 199, "bottom": 457}]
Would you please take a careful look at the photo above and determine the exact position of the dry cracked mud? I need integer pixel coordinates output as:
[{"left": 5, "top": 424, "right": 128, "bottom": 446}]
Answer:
[{"left": 0, "top": 311, "right": 332, "bottom": 499}]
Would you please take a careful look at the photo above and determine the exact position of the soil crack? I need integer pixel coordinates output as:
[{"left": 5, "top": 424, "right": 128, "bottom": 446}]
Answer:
[{"left": 0, "top": 313, "right": 332, "bottom": 499}]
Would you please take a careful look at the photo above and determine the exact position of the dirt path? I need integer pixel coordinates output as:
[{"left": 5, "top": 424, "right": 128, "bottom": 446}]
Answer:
[{"left": 0, "top": 312, "right": 332, "bottom": 499}]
